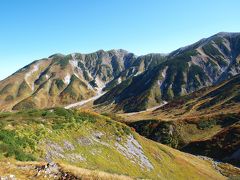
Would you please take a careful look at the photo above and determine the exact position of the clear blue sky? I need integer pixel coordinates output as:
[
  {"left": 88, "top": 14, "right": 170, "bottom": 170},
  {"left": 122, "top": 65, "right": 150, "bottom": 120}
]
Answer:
[{"left": 0, "top": 0, "right": 240, "bottom": 80}]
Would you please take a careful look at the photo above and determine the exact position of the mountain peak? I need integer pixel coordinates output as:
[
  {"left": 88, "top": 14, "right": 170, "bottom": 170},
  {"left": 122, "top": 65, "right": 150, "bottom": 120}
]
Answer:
[
  {"left": 215, "top": 32, "right": 240, "bottom": 38},
  {"left": 48, "top": 53, "right": 65, "bottom": 58}
]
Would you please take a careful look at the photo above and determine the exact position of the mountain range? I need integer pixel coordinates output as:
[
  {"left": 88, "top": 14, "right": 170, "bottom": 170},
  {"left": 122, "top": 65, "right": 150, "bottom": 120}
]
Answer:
[
  {"left": 0, "top": 32, "right": 240, "bottom": 179},
  {"left": 95, "top": 32, "right": 240, "bottom": 112},
  {"left": 0, "top": 49, "right": 166, "bottom": 111},
  {"left": 1, "top": 32, "right": 239, "bottom": 112}
]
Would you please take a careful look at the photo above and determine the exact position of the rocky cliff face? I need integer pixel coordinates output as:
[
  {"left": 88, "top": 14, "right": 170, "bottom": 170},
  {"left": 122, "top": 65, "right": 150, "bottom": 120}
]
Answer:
[{"left": 95, "top": 32, "right": 240, "bottom": 112}]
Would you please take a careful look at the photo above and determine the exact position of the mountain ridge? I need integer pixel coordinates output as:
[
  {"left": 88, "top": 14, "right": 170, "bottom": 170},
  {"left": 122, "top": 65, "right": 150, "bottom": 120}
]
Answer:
[
  {"left": 0, "top": 32, "right": 239, "bottom": 112},
  {"left": 0, "top": 49, "right": 167, "bottom": 111},
  {"left": 94, "top": 32, "right": 240, "bottom": 112}
]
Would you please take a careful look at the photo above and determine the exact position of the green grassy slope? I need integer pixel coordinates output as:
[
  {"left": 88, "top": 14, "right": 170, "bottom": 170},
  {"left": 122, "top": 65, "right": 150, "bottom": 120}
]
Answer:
[
  {"left": 0, "top": 108, "right": 225, "bottom": 179},
  {"left": 126, "top": 75, "right": 240, "bottom": 167}
]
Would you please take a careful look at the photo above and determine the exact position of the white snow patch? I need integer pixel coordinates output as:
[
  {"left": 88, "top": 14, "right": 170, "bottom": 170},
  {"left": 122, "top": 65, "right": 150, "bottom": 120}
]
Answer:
[
  {"left": 115, "top": 135, "right": 153, "bottom": 170},
  {"left": 70, "top": 60, "right": 78, "bottom": 69},
  {"left": 25, "top": 63, "right": 40, "bottom": 91},
  {"left": 64, "top": 74, "right": 71, "bottom": 85},
  {"left": 146, "top": 101, "right": 168, "bottom": 112},
  {"left": 74, "top": 73, "right": 80, "bottom": 79},
  {"left": 229, "top": 67, "right": 239, "bottom": 76},
  {"left": 222, "top": 40, "right": 231, "bottom": 52},
  {"left": 65, "top": 91, "right": 106, "bottom": 109},
  {"left": 161, "top": 66, "right": 168, "bottom": 78},
  {"left": 187, "top": 61, "right": 192, "bottom": 67},
  {"left": 64, "top": 76, "right": 108, "bottom": 109},
  {"left": 181, "top": 87, "right": 187, "bottom": 95},
  {"left": 134, "top": 71, "right": 142, "bottom": 77},
  {"left": 86, "top": 82, "right": 94, "bottom": 91},
  {"left": 157, "top": 67, "right": 168, "bottom": 89},
  {"left": 220, "top": 65, "right": 228, "bottom": 73},
  {"left": 117, "top": 77, "right": 122, "bottom": 84},
  {"left": 70, "top": 53, "right": 85, "bottom": 78},
  {"left": 95, "top": 77, "right": 105, "bottom": 92},
  {"left": 124, "top": 101, "right": 168, "bottom": 116}
]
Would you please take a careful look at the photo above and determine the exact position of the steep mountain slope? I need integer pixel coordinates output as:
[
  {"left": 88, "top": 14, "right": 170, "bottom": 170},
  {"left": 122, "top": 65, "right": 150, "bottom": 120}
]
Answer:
[
  {"left": 149, "top": 73, "right": 240, "bottom": 119},
  {"left": 182, "top": 123, "right": 240, "bottom": 167},
  {"left": 95, "top": 32, "right": 240, "bottom": 112},
  {"left": 128, "top": 113, "right": 240, "bottom": 165},
  {"left": 0, "top": 108, "right": 231, "bottom": 179},
  {"left": 0, "top": 50, "right": 166, "bottom": 111},
  {"left": 125, "top": 75, "right": 240, "bottom": 166}
]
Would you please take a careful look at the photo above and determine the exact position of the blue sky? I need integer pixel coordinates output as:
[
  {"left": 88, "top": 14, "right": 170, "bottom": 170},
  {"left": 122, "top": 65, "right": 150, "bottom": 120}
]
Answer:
[{"left": 0, "top": 0, "right": 240, "bottom": 80}]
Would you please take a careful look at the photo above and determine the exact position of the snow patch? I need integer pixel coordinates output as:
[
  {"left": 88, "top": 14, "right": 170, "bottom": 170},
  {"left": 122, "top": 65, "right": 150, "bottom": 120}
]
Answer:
[
  {"left": 64, "top": 91, "right": 106, "bottom": 109},
  {"left": 222, "top": 40, "right": 231, "bottom": 52},
  {"left": 229, "top": 67, "right": 240, "bottom": 76},
  {"left": 95, "top": 77, "right": 105, "bottom": 92},
  {"left": 124, "top": 101, "right": 168, "bottom": 115},
  {"left": 25, "top": 63, "right": 40, "bottom": 91},
  {"left": 157, "top": 67, "right": 168, "bottom": 90},
  {"left": 64, "top": 76, "right": 108, "bottom": 109},
  {"left": 64, "top": 74, "right": 71, "bottom": 85},
  {"left": 70, "top": 53, "right": 85, "bottom": 79},
  {"left": 117, "top": 77, "right": 122, "bottom": 84},
  {"left": 161, "top": 66, "right": 168, "bottom": 78},
  {"left": 70, "top": 55, "right": 80, "bottom": 71},
  {"left": 134, "top": 71, "right": 142, "bottom": 77},
  {"left": 70, "top": 60, "right": 78, "bottom": 69},
  {"left": 181, "top": 87, "right": 187, "bottom": 95}
]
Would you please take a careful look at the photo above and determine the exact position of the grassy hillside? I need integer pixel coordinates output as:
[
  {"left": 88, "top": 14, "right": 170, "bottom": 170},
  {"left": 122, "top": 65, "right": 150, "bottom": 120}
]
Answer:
[
  {"left": 182, "top": 123, "right": 240, "bottom": 167},
  {"left": 128, "top": 113, "right": 239, "bottom": 147},
  {"left": 0, "top": 108, "right": 227, "bottom": 179},
  {"left": 125, "top": 75, "right": 240, "bottom": 167}
]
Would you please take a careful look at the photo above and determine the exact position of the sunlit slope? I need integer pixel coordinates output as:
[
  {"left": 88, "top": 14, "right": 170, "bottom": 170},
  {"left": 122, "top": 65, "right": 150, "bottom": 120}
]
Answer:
[
  {"left": 0, "top": 50, "right": 166, "bottom": 111},
  {"left": 95, "top": 32, "right": 240, "bottom": 112},
  {"left": 0, "top": 108, "right": 225, "bottom": 179}
]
